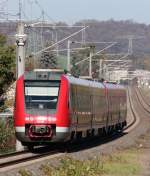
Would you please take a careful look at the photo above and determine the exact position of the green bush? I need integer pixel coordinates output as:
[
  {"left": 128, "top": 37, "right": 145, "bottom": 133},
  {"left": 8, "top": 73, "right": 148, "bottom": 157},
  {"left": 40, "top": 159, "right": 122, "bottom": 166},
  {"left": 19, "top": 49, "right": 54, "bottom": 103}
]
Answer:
[{"left": 0, "top": 117, "right": 15, "bottom": 153}]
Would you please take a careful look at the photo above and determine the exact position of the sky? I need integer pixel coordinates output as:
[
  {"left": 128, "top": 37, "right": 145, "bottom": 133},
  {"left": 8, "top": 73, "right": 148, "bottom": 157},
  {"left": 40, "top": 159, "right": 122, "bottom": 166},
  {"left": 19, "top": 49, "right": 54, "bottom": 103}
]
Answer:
[{"left": 5, "top": 0, "right": 150, "bottom": 25}]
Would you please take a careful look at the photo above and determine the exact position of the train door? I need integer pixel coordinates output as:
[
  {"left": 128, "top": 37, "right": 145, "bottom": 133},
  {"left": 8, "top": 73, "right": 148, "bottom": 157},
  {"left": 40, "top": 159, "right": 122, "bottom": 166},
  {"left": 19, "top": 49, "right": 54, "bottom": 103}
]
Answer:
[
  {"left": 119, "top": 91, "right": 126, "bottom": 123},
  {"left": 91, "top": 89, "right": 95, "bottom": 130},
  {"left": 105, "top": 85, "right": 111, "bottom": 133},
  {"left": 86, "top": 86, "right": 93, "bottom": 132},
  {"left": 90, "top": 87, "right": 94, "bottom": 131},
  {"left": 69, "top": 84, "right": 78, "bottom": 133},
  {"left": 101, "top": 93, "right": 109, "bottom": 127},
  {"left": 91, "top": 88, "right": 103, "bottom": 129},
  {"left": 117, "top": 90, "right": 123, "bottom": 125}
]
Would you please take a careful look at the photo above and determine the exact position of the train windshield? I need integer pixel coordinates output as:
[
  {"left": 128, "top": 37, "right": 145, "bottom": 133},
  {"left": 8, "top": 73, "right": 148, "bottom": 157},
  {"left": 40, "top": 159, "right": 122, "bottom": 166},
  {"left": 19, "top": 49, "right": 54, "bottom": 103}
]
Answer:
[{"left": 24, "top": 81, "right": 60, "bottom": 115}]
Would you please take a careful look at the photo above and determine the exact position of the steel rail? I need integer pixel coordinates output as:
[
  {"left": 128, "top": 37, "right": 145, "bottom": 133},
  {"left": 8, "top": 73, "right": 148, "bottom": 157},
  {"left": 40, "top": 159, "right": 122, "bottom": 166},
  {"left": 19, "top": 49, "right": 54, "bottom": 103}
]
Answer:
[
  {"left": 135, "top": 87, "right": 150, "bottom": 114},
  {"left": 0, "top": 150, "right": 28, "bottom": 159},
  {"left": 123, "top": 87, "right": 137, "bottom": 131},
  {"left": 0, "top": 149, "right": 59, "bottom": 169},
  {"left": 138, "top": 88, "right": 150, "bottom": 107}
]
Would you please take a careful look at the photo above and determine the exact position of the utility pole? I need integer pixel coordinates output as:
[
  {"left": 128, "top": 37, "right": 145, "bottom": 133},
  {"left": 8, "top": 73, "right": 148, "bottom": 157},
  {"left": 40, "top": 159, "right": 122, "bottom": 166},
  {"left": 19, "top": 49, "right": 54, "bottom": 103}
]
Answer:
[
  {"left": 99, "top": 59, "right": 103, "bottom": 79},
  {"left": 16, "top": 0, "right": 26, "bottom": 78},
  {"left": 67, "top": 40, "right": 71, "bottom": 72},
  {"left": 127, "top": 35, "right": 144, "bottom": 55},
  {"left": 0, "top": 0, "right": 8, "bottom": 20},
  {"left": 16, "top": 23, "right": 26, "bottom": 78},
  {"left": 89, "top": 45, "right": 95, "bottom": 78},
  {"left": 118, "top": 35, "right": 144, "bottom": 55},
  {"left": 55, "top": 30, "right": 59, "bottom": 56},
  {"left": 82, "top": 23, "right": 86, "bottom": 44},
  {"left": 18, "top": 0, "right": 22, "bottom": 21},
  {"left": 15, "top": 23, "right": 26, "bottom": 151},
  {"left": 41, "top": 10, "right": 44, "bottom": 49},
  {"left": 128, "top": 36, "right": 133, "bottom": 55},
  {"left": 98, "top": 53, "right": 106, "bottom": 80},
  {"left": 103, "top": 63, "right": 107, "bottom": 80},
  {"left": 15, "top": 0, "right": 26, "bottom": 151}
]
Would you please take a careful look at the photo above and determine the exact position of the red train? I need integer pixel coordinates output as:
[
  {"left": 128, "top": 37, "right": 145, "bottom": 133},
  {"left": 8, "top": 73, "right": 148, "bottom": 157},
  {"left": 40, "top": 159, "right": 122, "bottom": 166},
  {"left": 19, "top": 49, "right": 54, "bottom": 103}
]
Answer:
[{"left": 14, "top": 69, "right": 127, "bottom": 149}]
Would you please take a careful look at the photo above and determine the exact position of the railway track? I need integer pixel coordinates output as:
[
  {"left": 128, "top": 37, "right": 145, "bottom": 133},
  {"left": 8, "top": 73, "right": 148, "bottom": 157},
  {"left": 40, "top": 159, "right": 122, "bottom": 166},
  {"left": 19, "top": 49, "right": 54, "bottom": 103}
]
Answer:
[
  {"left": 123, "top": 86, "right": 138, "bottom": 131},
  {"left": 135, "top": 87, "right": 150, "bottom": 114},
  {"left": 138, "top": 88, "right": 150, "bottom": 107},
  {"left": 0, "top": 148, "right": 60, "bottom": 172},
  {"left": 0, "top": 150, "right": 28, "bottom": 159}
]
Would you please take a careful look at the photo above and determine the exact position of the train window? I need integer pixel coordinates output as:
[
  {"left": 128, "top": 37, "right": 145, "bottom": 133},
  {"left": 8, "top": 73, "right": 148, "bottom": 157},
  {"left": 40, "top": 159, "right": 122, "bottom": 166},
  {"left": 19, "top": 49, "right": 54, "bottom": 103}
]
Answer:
[{"left": 24, "top": 81, "right": 60, "bottom": 115}]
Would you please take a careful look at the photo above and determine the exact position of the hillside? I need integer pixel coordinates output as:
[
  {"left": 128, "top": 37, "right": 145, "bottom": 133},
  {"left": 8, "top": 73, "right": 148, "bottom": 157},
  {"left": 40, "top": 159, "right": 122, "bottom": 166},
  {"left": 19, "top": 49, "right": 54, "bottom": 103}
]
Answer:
[{"left": 1, "top": 19, "right": 150, "bottom": 69}]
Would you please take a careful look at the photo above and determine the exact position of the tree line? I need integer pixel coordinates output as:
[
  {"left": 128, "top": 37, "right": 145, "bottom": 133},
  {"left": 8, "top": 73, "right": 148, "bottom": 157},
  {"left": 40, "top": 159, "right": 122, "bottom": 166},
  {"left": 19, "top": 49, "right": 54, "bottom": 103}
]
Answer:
[{"left": 0, "top": 34, "right": 15, "bottom": 99}]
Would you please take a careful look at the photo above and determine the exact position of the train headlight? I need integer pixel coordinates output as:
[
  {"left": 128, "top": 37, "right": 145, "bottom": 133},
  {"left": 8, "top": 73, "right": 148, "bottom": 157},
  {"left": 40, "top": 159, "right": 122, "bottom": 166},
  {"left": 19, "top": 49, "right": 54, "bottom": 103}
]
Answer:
[
  {"left": 48, "top": 117, "right": 56, "bottom": 122},
  {"left": 30, "top": 117, "right": 34, "bottom": 121},
  {"left": 37, "top": 116, "right": 47, "bottom": 121},
  {"left": 25, "top": 117, "right": 34, "bottom": 122},
  {"left": 25, "top": 117, "right": 30, "bottom": 121}
]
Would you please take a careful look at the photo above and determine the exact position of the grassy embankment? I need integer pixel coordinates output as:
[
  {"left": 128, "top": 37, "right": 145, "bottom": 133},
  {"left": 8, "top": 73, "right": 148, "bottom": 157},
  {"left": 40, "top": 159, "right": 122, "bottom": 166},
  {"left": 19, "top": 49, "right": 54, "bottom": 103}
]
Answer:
[{"left": 19, "top": 149, "right": 141, "bottom": 176}]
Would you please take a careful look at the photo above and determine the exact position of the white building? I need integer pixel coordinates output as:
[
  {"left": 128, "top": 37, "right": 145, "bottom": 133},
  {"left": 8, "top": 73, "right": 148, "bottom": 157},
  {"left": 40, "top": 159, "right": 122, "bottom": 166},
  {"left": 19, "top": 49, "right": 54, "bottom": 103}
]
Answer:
[{"left": 107, "top": 70, "right": 128, "bottom": 82}]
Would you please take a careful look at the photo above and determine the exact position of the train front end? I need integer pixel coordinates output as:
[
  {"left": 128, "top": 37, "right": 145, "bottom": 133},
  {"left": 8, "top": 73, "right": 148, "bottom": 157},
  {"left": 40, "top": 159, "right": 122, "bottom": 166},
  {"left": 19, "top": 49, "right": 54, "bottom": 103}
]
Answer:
[{"left": 14, "top": 70, "right": 70, "bottom": 147}]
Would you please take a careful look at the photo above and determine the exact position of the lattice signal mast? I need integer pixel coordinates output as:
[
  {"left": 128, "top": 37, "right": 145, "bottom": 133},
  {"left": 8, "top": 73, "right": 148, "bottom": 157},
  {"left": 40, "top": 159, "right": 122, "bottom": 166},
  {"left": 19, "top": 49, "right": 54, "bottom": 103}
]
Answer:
[
  {"left": 118, "top": 35, "right": 144, "bottom": 55},
  {"left": 0, "top": 0, "right": 8, "bottom": 20}
]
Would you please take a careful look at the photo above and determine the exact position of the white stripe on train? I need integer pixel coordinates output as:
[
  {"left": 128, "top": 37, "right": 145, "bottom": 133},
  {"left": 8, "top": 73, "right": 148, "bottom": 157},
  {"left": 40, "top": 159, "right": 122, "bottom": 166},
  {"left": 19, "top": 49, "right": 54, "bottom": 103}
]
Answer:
[
  {"left": 15, "top": 126, "right": 25, "bottom": 132},
  {"left": 15, "top": 126, "right": 70, "bottom": 133}
]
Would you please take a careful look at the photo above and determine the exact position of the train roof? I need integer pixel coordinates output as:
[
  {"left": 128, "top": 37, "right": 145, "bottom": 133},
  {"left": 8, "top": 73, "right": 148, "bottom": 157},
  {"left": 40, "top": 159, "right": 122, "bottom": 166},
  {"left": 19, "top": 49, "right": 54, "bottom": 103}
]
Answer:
[
  {"left": 105, "top": 83, "right": 125, "bottom": 90},
  {"left": 23, "top": 70, "right": 125, "bottom": 90},
  {"left": 33, "top": 69, "right": 64, "bottom": 73},
  {"left": 24, "top": 70, "right": 64, "bottom": 81},
  {"left": 65, "top": 75, "right": 125, "bottom": 90}
]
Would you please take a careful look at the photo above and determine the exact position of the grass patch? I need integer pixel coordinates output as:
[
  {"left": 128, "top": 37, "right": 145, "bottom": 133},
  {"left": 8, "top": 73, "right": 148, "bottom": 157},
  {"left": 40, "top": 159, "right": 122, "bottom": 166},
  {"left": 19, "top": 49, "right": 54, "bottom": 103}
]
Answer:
[
  {"left": 39, "top": 149, "right": 141, "bottom": 176},
  {"left": 102, "top": 150, "right": 140, "bottom": 176},
  {"left": 41, "top": 157, "right": 105, "bottom": 176},
  {"left": 18, "top": 169, "right": 32, "bottom": 176}
]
